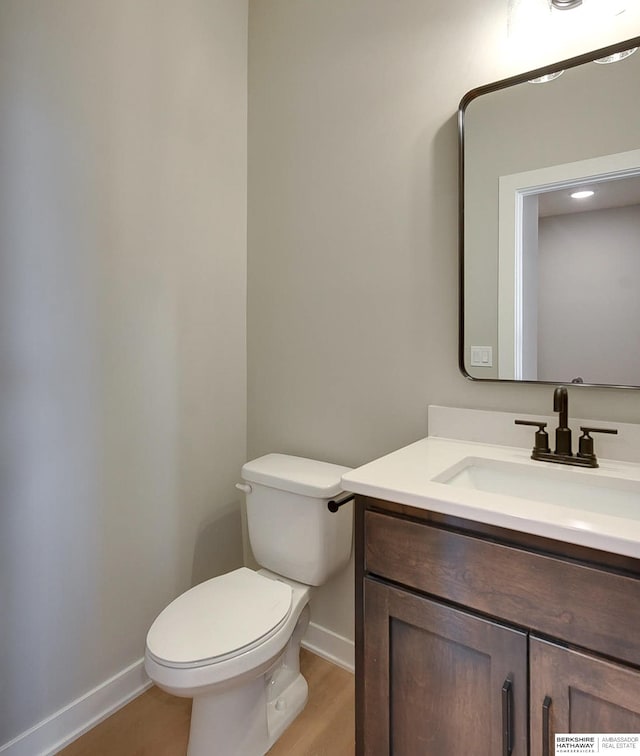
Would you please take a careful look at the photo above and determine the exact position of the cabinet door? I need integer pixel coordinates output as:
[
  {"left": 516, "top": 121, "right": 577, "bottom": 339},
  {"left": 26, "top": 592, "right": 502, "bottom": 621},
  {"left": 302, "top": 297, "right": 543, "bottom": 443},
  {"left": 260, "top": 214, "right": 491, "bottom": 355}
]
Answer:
[
  {"left": 531, "top": 636, "right": 640, "bottom": 755},
  {"left": 363, "top": 577, "right": 527, "bottom": 756}
]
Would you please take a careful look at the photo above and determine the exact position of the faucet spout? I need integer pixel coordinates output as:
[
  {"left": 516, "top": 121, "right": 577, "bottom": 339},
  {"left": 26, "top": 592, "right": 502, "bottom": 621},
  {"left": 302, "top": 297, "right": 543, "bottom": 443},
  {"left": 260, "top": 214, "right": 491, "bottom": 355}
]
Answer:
[
  {"left": 553, "top": 386, "right": 569, "bottom": 429},
  {"left": 553, "top": 386, "right": 572, "bottom": 455}
]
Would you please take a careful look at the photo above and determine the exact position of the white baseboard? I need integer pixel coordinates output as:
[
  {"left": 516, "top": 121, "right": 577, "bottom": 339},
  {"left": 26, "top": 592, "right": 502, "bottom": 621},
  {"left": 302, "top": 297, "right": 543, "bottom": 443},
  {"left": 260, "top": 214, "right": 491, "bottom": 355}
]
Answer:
[
  {"left": 1, "top": 625, "right": 352, "bottom": 756},
  {"left": 302, "top": 621, "right": 354, "bottom": 673},
  {"left": 0, "top": 659, "right": 151, "bottom": 756}
]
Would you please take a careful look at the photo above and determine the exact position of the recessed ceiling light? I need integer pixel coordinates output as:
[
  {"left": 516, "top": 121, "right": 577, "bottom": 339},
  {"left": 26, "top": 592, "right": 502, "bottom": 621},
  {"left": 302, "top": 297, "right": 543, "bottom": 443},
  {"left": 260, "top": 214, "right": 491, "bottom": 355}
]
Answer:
[{"left": 571, "top": 190, "right": 595, "bottom": 199}]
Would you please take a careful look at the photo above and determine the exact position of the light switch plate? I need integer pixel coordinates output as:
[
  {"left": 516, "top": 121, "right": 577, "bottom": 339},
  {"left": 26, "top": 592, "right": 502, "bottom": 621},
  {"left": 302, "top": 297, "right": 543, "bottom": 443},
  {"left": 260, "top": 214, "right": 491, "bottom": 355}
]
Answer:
[{"left": 470, "top": 346, "right": 493, "bottom": 367}]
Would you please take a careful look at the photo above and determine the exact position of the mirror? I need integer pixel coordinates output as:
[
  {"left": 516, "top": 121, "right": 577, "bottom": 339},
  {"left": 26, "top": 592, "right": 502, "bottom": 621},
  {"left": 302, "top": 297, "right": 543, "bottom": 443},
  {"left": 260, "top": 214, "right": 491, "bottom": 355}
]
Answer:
[{"left": 460, "top": 35, "right": 640, "bottom": 388}]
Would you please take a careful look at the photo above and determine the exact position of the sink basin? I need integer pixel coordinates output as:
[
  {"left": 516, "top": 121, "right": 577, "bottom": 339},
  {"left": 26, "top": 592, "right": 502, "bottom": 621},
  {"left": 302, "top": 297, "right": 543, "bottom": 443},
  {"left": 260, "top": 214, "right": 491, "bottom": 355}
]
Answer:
[{"left": 434, "top": 457, "right": 640, "bottom": 521}]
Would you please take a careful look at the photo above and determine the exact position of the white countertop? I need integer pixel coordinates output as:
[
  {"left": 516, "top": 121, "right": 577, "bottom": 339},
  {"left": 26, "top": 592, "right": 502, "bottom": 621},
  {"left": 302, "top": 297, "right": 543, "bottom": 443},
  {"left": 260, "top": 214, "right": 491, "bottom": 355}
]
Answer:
[{"left": 341, "top": 435, "right": 640, "bottom": 559}]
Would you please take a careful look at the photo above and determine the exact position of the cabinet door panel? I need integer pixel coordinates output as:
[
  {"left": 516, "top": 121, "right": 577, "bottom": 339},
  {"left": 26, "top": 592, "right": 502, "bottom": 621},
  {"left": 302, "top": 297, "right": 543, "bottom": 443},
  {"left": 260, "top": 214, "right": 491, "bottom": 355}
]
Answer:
[
  {"left": 363, "top": 577, "right": 527, "bottom": 755},
  {"left": 531, "top": 637, "right": 640, "bottom": 754}
]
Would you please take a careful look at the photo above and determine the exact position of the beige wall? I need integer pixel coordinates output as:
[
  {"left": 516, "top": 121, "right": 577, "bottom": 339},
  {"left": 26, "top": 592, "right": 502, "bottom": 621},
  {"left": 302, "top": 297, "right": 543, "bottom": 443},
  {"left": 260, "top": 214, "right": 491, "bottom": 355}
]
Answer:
[
  {"left": 0, "top": 0, "right": 247, "bottom": 745},
  {"left": 247, "top": 0, "right": 640, "bottom": 642}
]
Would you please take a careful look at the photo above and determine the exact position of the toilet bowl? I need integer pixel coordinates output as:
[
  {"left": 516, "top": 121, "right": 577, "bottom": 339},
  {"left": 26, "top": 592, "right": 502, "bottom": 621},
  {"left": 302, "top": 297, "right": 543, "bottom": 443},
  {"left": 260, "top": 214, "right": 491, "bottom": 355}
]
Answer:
[
  {"left": 144, "top": 454, "right": 353, "bottom": 756},
  {"left": 146, "top": 568, "right": 311, "bottom": 755}
]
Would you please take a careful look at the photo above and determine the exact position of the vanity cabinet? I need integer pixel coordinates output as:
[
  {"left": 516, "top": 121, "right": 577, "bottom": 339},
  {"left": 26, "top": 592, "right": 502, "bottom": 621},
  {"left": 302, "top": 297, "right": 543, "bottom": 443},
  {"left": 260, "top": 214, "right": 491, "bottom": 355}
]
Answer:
[
  {"left": 355, "top": 497, "right": 640, "bottom": 755},
  {"left": 363, "top": 578, "right": 528, "bottom": 754}
]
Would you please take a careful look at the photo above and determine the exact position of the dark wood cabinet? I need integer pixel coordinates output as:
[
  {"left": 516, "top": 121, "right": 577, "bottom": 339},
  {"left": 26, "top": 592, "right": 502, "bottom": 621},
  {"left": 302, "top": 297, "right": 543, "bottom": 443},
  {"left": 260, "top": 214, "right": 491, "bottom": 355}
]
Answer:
[
  {"left": 363, "top": 577, "right": 527, "bottom": 755},
  {"left": 356, "top": 496, "right": 640, "bottom": 756},
  {"left": 530, "top": 638, "right": 640, "bottom": 754}
]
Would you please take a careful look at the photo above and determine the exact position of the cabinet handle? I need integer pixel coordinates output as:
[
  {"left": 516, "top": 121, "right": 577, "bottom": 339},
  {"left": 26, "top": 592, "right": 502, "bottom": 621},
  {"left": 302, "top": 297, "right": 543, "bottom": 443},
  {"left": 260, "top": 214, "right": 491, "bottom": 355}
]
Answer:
[
  {"left": 542, "top": 695, "right": 552, "bottom": 756},
  {"left": 502, "top": 678, "right": 514, "bottom": 756}
]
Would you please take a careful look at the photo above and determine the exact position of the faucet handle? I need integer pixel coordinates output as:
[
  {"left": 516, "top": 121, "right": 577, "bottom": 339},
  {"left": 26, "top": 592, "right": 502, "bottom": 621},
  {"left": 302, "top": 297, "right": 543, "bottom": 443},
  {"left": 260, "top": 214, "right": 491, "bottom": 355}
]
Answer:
[
  {"left": 577, "top": 426, "right": 618, "bottom": 463},
  {"left": 515, "top": 419, "right": 550, "bottom": 453}
]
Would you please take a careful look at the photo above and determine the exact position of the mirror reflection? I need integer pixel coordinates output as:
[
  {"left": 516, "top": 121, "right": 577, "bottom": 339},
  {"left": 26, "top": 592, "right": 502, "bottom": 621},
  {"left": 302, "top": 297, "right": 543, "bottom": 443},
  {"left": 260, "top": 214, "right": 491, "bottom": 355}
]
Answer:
[{"left": 460, "top": 37, "right": 640, "bottom": 388}]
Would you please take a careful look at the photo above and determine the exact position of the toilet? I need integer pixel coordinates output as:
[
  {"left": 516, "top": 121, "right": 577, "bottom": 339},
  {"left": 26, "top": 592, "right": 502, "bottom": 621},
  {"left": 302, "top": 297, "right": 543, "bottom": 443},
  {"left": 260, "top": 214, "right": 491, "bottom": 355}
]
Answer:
[{"left": 144, "top": 454, "right": 353, "bottom": 756}]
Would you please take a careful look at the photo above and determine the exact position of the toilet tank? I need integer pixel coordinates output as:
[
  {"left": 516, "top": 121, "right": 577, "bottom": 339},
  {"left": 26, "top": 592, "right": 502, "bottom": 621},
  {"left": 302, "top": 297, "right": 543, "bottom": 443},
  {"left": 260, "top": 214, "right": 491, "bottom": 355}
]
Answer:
[{"left": 240, "top": 454, "right": 353, "bottom": 586}]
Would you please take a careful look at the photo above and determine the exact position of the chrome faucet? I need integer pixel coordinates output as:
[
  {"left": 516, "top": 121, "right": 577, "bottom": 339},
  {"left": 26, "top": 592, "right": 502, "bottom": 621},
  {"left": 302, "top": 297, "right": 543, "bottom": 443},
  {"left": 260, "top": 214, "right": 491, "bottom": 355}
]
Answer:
[{"left": 515, "top": 386, "right": 618, "bottom": 468}]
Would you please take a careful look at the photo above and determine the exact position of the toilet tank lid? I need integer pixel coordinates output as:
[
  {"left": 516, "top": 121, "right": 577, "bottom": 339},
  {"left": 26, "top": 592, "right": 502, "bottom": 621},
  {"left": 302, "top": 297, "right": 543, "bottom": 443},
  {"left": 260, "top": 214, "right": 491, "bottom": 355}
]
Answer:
[{"left": 241, "top": 454, "right": 352, "bottom": 498}]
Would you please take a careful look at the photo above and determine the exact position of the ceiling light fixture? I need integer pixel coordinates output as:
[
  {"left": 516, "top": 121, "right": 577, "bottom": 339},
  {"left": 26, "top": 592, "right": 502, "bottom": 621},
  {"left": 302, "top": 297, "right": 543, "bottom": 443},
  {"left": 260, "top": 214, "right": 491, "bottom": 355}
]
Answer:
[
  {"left": 594, "top": 47, "right": 638, "bottom": 64},
  {"left": 571, "top": 190, "right": 595, "bottom": 199},
  {"left": 528, "top": 71, "right": 564, "bottom": 83},
  {"left": 551, "top": 0, "right": 583, "bottom": 8}
]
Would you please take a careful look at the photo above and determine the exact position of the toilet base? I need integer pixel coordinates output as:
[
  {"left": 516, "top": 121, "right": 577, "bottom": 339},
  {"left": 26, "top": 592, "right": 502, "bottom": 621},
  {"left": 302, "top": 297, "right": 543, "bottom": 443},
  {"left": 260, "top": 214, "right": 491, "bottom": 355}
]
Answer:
[
  {"left": 187, "top": 670, "right": 308, "bottom": 756},
  {"left": 265, "top": 660, "right": 308, "bottom": 747},
  {"left": 186, "top": 604, "right": 310, "bottom": 756},
  {"left": 187, "top": 673, "right": 267, "bottom": 756}
]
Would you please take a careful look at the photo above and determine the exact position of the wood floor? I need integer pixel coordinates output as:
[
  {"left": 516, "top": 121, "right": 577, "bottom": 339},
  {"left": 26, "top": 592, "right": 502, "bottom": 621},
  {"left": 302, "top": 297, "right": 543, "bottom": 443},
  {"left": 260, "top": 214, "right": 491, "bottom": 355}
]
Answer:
[{"left": 58, "top": 650, "right": 355, "bottom": 756}]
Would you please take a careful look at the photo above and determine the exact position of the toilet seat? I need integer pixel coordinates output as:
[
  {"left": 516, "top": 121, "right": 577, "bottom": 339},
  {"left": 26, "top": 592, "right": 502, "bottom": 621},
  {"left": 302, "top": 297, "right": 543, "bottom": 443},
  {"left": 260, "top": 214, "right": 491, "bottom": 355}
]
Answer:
[{"left": 146, "top": 568, "right": 293, "bottom": 669}]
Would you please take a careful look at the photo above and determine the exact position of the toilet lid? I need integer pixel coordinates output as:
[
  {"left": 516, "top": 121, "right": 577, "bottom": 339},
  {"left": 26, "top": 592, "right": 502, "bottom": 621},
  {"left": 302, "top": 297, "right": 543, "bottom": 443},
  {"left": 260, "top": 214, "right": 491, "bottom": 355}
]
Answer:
[{"left": 146, "top": 568, "right": 293, "bottom": 667}]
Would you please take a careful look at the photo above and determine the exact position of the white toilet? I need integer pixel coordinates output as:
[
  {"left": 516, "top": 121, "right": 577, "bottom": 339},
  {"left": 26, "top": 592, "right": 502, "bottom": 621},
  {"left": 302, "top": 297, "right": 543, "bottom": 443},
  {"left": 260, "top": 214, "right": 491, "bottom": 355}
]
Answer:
[{"left": 144, "top": 453, "right": 353, "bottom": 756}]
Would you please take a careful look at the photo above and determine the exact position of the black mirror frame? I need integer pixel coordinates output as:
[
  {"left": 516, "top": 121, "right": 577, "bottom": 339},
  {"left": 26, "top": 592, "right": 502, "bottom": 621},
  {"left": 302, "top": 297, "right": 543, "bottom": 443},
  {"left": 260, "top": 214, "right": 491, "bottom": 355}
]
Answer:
[{"left": 458, "top": 34, "right": 640, "bottom": 390}]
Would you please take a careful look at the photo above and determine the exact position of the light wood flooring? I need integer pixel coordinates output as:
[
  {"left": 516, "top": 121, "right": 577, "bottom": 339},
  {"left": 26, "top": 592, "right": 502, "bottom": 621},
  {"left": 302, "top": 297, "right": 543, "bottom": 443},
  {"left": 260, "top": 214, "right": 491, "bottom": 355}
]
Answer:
[{"left": 58, "top": 650, "right": 355, "bottom": 756}]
